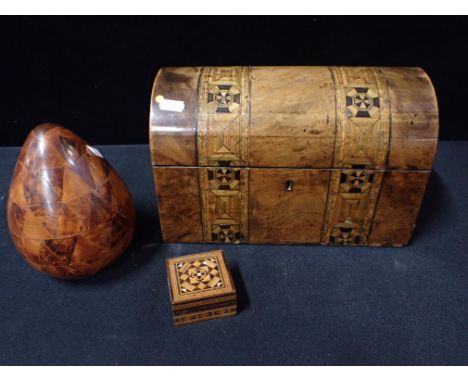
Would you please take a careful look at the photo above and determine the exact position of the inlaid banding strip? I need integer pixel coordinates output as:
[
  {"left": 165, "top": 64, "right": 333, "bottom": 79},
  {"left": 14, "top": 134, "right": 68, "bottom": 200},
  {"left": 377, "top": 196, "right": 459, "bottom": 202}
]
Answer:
[
  {"left": 321, "top": 67, "right": 391, "bottom": 245},
  {"left": 197, "top": 67, "right": 250, "bottom": 243},
  {"left": 199, "top": 167, "right": 249, "bottom": 244},
  {"left": 197, "top": 67, "right": 250, "bottom": 166}
]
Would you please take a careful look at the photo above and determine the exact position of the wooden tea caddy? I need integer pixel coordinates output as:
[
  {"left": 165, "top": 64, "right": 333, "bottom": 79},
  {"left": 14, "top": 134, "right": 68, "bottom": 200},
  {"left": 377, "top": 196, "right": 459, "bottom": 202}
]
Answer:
[{"left": 150, "top": 66, "right": 439, "bottom": 246}]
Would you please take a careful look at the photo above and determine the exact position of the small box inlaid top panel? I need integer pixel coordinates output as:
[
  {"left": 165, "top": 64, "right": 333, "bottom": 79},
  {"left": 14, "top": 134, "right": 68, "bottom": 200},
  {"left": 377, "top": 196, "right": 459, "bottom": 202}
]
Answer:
[
  {"left": 166, "top": 250, "right": 235, "bottom": 305},
  {"left": 177, "top": 257, "right": 223, "bottom": 293}
]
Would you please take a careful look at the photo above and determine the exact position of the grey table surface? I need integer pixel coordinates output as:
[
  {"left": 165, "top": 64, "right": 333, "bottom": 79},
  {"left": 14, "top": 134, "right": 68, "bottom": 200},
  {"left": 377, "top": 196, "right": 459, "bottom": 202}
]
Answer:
[{"left": 0, "top": 142, "right": 467, "bottom": 365}]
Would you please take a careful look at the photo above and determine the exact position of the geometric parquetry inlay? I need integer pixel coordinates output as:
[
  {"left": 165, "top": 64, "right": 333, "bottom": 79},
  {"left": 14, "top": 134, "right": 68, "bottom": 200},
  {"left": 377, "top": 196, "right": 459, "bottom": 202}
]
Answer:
[
  {"left": 321, "top": 67, "right": 390, "bottom": 246},
  {"left": 198, "top": 67, "right": 249, "bottom": 244},
  {"left": 175, "top": 257, "right": 224, "bottom": 294},
  {"left": 208, "top": 168, "right": 240, "bottom": 190},
  {"left": 197, "top": 66, "right": 249, "bottom": 167},
  {"left": 207, "top": 84, "right": 241, "bottom": 114},
  {"left": 166, "top": 250, "right": 236, "bottom": 326},
  {"left": 211, "top": 223, "right": 241, "bottom": 244},
  {"left": 346, "top": 87, "right": 380, "bottom": 118},
  {"left": 339, "top": 169, "right": 374, "bottom": 193},
  {"left": 329, "top": 221, "right": 361, "bottom": 245},
  {"left": 200, "top": 166, "right": 246, "bottom": 245},
  {"left": 6, "top": 125, "right": 134, "bottom": 278}
]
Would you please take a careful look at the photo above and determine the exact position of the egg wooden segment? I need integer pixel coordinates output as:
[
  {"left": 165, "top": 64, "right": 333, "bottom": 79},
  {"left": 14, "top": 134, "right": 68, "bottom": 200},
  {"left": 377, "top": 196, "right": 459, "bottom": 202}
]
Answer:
[{"left": 7, "top": 123, "right": 135, "bottom": 278}]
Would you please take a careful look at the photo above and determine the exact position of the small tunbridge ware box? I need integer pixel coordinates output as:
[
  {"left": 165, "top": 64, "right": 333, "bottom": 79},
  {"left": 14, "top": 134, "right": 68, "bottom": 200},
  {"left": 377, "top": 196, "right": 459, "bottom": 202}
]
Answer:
[
  {"left": 150, "top": 66, "right": 438, "bottom": 246},
  {"left": 166, "top": 250, "right": 237, "bottom": 326}
]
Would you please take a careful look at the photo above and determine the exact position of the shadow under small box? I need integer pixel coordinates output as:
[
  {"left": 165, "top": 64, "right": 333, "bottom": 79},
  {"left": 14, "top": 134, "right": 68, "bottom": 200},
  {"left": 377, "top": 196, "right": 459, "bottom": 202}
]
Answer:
[{"left": 166, "top": 250, "right": 237, "bottom": 326}]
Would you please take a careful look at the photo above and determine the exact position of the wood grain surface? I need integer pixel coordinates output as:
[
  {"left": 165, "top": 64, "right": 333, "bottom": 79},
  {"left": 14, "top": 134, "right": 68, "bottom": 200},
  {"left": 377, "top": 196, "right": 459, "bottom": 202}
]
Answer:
[
  {"left": 152, "top": 167, "right": 203, "bottom": 243},
  {"left": 249, "top": 169, "right": 330, "bottom": 244},
  {"left": 7, "top": 123, "right": 135, "bottom": 278},
  {"left": 150, "top": 66, "right": 439, "bottom": 246}
]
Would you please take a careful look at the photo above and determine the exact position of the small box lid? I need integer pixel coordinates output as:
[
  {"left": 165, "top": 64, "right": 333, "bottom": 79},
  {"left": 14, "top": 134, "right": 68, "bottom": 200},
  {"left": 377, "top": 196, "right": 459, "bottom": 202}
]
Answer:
[{"left": 166, "top": 250, "right": 236, "bottom": 307}]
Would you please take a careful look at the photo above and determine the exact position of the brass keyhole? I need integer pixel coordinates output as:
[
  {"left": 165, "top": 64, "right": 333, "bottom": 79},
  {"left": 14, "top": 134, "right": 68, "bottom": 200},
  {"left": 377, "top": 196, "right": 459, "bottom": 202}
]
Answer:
[{"left": 285, "top": 180, "right": 293, "bottom": 191}]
